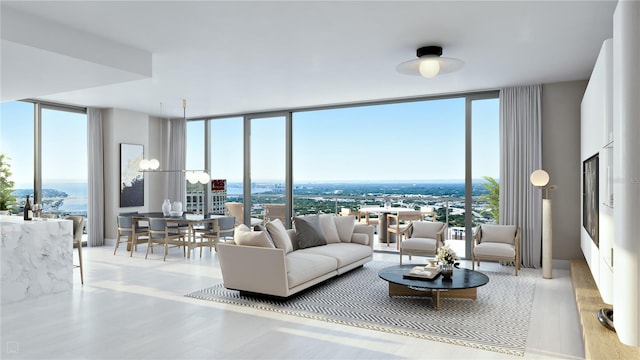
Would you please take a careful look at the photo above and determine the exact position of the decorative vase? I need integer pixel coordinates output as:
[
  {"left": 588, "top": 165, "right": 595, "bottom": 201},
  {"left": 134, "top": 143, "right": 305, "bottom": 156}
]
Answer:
[
  {"left": 162, "top": 199, "right": 171, "bottom": 216},
  {"left": 441, "top": 263, "right": 453, "bottom": 280},
  {"left": 172, "top": 201, "right": 183, "bottom": 213}
]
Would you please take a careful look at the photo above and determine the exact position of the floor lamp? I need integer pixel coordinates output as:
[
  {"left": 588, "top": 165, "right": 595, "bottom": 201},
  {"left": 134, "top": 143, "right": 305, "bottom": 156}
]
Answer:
[{"left": 530, "top": 169, "right": 554, "bottom": 279}]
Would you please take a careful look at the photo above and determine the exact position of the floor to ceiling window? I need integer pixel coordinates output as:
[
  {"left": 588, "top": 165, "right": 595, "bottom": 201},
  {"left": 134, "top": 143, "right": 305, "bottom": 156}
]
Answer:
[
  {"left": 248, "top": 115, "right": 287, "bottom": 224},
  {"left": 41, "top": 107, "right": 88, "bottom": 216},
  {"left": 186, "top": 120, "right": 206, "bottom": 213},
  {"left": 0, "top": 101, "right": 87, "bottom": 217},
  {"left": 191, "top": 91, "right": 499, "bottom": 256},
  {"left": 0, "top": 101, "right": 34, "bottom": 210}
]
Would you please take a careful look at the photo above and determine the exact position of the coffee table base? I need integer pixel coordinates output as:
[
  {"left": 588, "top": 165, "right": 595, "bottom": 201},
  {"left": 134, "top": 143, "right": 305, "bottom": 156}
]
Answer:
[{"left": 388, "top": 282, "right": 478, "bottom": 310}]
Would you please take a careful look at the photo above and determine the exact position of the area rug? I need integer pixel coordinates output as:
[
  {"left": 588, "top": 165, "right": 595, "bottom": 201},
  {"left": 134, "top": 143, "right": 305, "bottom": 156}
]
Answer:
[{"left": 185, "top": 261, "right": 536, "bottom": 356}]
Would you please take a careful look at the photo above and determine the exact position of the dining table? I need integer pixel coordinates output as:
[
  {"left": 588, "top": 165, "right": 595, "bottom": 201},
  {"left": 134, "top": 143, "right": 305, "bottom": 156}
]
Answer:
[
  {"left": 358, "top": 206, "right": 421, "bottom": 243},
  {"left": 134, "top": 212, "right": 231, "bottom": 258}
]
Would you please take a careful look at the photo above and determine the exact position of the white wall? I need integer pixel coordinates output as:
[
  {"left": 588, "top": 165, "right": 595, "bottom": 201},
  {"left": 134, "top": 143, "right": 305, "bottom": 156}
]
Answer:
[
  {"left": 102, "top": 108, "right": 165, "bottom": 239},
  {"left": 580, "top": 39, "right": 614, "bottom": 304},
  {"left": 542, "top": 80, "right": 588, "bottom": 261}
]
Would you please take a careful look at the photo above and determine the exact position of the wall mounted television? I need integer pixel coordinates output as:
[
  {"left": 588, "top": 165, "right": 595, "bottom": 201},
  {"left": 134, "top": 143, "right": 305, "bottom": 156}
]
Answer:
[{"left": 583, "top": 153, "right": 599, "bottom": 247}]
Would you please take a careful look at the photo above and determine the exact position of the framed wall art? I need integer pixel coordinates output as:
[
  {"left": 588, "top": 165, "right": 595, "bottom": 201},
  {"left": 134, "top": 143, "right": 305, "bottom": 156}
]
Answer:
[{"left": 120, "top": 143, "right": 144, "bottom": 207}]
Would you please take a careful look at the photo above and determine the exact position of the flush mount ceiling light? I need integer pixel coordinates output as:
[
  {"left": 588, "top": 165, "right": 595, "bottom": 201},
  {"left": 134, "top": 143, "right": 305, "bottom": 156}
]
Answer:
[{"left": 396, "top": 46, "right": 464, "bottom": 78}]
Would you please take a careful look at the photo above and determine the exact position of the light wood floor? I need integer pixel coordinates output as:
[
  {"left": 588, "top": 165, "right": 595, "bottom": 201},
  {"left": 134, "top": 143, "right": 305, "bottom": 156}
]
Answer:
[{"left": 1, "top": 245, "right": 584, "bottom": 359}]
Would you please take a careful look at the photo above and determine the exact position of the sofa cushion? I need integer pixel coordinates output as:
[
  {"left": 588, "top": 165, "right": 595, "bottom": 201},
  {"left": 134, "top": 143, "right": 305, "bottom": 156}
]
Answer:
[
  {"left": 234, "top": 224, "right": 275, "bottom": 248},
  {"left": 266, "top": 219, "right": 293, "bottom": 253},
  {"left": 401, "top": 237, "right": 437, "bottom": 252},
  {"left": 480, "top": 224, "right": 516, "bottom": 244},
  {"left": 297, "top": 243, "right": 372, "bottom": 268},
  {"left": 334, "top": 215, "right": 355, "bottom": 242},
  {"left": 411, "top": 221, "right": 443, "bottom": 239},
  {"left": 294, "top": 215, "right": 327, "bottom": 249},
  {"left": 474, "top": 242, "right": 515, "bottom": 257},
  {"left": 319, "top": 214, "right": 341, "bottom": 244},
  {"left": 351, "top": 232, "right": 369, "bottom": 245},
  {"left": 285, "top": 252, "right": 337, "bottom": 288}
]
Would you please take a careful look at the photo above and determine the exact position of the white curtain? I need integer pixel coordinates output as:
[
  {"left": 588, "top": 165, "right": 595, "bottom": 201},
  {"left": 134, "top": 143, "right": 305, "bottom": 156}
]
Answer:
[
  {"left": 87, "top": 108, "right": 105, "bottom": 247},
  {"left": 168, "top": 118, "right": 186, "bottom": 205},
  {"left": 499, "top": 85, "right": 542, "bottom": 268}
]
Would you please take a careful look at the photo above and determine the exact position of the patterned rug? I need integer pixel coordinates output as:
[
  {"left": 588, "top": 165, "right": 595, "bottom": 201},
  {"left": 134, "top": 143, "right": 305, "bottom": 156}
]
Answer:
[{"left": 185, "top": 261, "right": 536, "bottom": 356}]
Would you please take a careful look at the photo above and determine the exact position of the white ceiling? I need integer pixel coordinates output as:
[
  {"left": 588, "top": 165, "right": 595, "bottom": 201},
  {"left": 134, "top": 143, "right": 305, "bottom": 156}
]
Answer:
[{"left": 0, "top": 1, "right": 617, "bottom": 119}]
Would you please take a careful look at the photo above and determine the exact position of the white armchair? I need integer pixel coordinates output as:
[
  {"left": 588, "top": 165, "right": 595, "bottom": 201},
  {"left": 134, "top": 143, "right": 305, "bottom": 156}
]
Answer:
[
  {"left": 472, "top": 224, "right": 521, "bottom": 275},
  {"left": 399, "top": 221, "right": 446, "bottom": 265}
]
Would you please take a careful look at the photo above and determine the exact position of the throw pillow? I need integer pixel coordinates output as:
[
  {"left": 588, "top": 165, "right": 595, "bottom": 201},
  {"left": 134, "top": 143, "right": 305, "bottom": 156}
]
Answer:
[
  {"left": 233, "top": 224, "right": 251, "bottom": 244},
  {"left": 235, "top": 224, "right": 275, "bottom": 248},
  {"left": 334, "top": 215, "right": 355, "bottom": 242},
  {"left": 351, "top": 232, "right": 369, "bottom": 245},
  {"left": 411, "top": 221, "right": 444, "bottom": 239},
  {"left": 265, "top": 219, "right": 293, "bottom": 253},
  {"left": 319, "top": 214, "right": 341, "bottom": 243},
  {"left": 481, "top": 224, "right": 516, "bottom": 244},
  {"left": 294, "top": 215, "right": 327, "bottom": 249},
  {"left": 254, "top": 223, "right": 275, "bottom": 247}
]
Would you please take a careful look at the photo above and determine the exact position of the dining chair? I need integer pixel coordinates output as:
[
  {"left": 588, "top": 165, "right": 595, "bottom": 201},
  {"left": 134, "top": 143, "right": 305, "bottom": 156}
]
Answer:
[
  {"left": 339, "top": 207, "right": 361, "bottom": 221},
  {"left": 114, "top": 215, "right": 149, "bottom": 257},
  {"left": 264, "top": 204, "right": 287, "bottom": 224},
  {"left": 386, "top": 210, "right": 422, "bottom": 249},
  {"left": 66, "top": 216, "right": 85, "bottom": 284},
  {"left": 420, "top": 206, "right": 437, "bottom": 222},
  {"left": 146, "top": 218, "right": 187, "bottom": 261},
  {"left": 225, "top": 202, "right": 263, "bottom": 226},
  {"left": 194, "top": 216, "right": 235, "bottom": 257}
]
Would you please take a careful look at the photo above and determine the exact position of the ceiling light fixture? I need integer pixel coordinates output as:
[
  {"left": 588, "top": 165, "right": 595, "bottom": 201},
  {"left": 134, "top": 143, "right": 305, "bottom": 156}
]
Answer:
[{"left": 396, "top": 46, "right": 464, "bottom": 78}]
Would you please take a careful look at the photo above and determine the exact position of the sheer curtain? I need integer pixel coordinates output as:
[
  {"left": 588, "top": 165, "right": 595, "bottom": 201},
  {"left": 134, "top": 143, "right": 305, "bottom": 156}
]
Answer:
[
  {"left": 87, "top": 108, "right": 104, "bottom": 247},
  {"left": 499, "top": 85, "right": 542, "bottom": 268},
  {"left": 168, "top": 118, "right": 186, "bottom": 205}
]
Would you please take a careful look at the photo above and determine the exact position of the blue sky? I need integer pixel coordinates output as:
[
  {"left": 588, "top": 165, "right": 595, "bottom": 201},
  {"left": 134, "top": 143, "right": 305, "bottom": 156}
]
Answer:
[
  {"left": 188, "top": 97, "right": 499, "bottom": 182},
  {"left": 2, "top": 96, "right": 498, "bottom": 186},
  {"left": 0, "top": 101, "right": 87, "bottom": 187}
]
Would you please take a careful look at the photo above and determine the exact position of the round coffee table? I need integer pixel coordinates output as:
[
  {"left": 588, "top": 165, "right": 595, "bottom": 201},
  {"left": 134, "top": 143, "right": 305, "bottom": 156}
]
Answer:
[{"left": 378, "top": 264, "right": 489, "bottom": 310}]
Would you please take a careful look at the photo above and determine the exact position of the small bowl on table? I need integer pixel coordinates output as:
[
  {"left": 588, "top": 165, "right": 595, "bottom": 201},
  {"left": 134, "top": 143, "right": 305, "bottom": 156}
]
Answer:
[{"left": 169, "top": 210, "right": 183, "bottom": 217}]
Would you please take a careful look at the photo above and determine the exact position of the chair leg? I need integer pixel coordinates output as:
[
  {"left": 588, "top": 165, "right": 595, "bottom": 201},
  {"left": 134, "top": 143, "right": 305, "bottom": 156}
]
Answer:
[
  {"left": 130, "top": 234, "right": 136, "bottom": 257},
  {"left": 113, "top": 234, "right": 121, "bottom": 255},
  {"left": 472, "top": 254, "right": 475, "bottom": 270},
  {"left": 145, "top": 237, "right": 153, "bottom": 259},
  {"left": 77, "top": 240, "right": 84, "bottom": 285}
]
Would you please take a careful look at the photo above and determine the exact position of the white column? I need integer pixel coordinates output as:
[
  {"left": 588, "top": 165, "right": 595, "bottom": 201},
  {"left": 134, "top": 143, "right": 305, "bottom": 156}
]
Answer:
[
  {"left": 613, "top": 0, "right": 640, "bottom": 347},
  {"left": 542, "top": 199, "right": 552, "bottom": 279}
]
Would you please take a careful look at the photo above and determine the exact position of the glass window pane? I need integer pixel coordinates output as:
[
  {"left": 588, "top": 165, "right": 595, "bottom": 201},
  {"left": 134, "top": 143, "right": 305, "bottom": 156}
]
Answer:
[
  {"left": 41, "top": 108, "right": 88, "bottom": 217},
  {"left": 186, "top": 120, "right": 206, "bottom": 213},
  {"left": 293, "top": 98, "right": 466, "bottom": 251},
  {"left": 0, "top": 101, "right": 34, "bottom": 213},
  {"left": 211, "top": 117, "right": 243, "bottom": 211},
  {"left": 251, "top": 116, "right": 285, "bottom": 225},
  {"left": 472, "top": 98, "right": 500, "bottom": 226}
]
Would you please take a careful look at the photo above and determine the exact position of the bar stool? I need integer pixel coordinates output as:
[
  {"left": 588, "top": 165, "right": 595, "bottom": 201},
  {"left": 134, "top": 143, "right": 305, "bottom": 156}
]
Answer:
[{"left": 65, "top": 216, "right": 85, "bottom": 284}]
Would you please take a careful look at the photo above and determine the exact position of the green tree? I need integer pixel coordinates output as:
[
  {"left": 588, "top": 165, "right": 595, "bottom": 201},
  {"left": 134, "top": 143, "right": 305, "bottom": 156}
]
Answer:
[
  {"left": 0, "top": 153, "right": 17, "bottom": 211},
  {"left": 480, "top": 176, "right": 499, "bottom": 222}
]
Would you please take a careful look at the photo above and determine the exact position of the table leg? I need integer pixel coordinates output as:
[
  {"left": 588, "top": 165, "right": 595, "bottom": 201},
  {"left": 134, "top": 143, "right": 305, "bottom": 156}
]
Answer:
[
  {"left": 379, "top": 213, "right": 387, "bottom": 244},
  {"left": 432, "top": 290, "right": 440, "bottom": 310}
]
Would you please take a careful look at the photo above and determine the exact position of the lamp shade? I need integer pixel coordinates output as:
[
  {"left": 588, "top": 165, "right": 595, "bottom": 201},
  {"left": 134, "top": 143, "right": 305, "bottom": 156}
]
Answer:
[
  {"left": 148, "top": 159, "right": 160, "bottom": 170},
  {"left": 530, "top": 169, "right": 550, "bottom": 187},
  {"left": 139, "top": 159, "right": 150, "bottom": 170},
  {"left": 397, "top": 46, "right": 464, "bottom": 78}
]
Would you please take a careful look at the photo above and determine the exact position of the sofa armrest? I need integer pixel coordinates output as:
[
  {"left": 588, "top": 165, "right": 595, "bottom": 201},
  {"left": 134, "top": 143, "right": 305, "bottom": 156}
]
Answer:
[
  {"left": 217, "top": 243, "right": 290, "bottom": 297},
  {"left": 353, "top": 224, "right": 375, "bottom": 248}
]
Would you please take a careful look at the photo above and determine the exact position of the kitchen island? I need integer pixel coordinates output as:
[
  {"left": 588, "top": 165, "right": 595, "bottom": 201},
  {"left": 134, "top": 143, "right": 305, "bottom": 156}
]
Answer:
[{"left": 1, "top": 215, "right": 73, "bottom": 304}]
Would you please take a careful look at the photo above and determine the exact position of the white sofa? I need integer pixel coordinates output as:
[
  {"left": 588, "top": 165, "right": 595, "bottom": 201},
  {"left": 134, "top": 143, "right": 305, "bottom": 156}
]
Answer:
[{"left": 217, "top": 215, "right": 374, "bottom": 298}]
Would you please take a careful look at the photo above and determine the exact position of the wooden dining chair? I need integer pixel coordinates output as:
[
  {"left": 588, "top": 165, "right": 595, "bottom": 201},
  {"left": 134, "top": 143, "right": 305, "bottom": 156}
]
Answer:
[
  {"left": 146, "top": 218, "right": 187, "bottom": 261},
  {"left": 114, "top": 215, "right": 149, "bottom": 257},
  {"left": 66, "top": 216, "right": 85, "bottom": 284},
  {"left": 194, "top": 216, "right": 235, "bottom": 257},
  {"left": 386, "top": 210, "right": 422, "bottom": 249}
]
